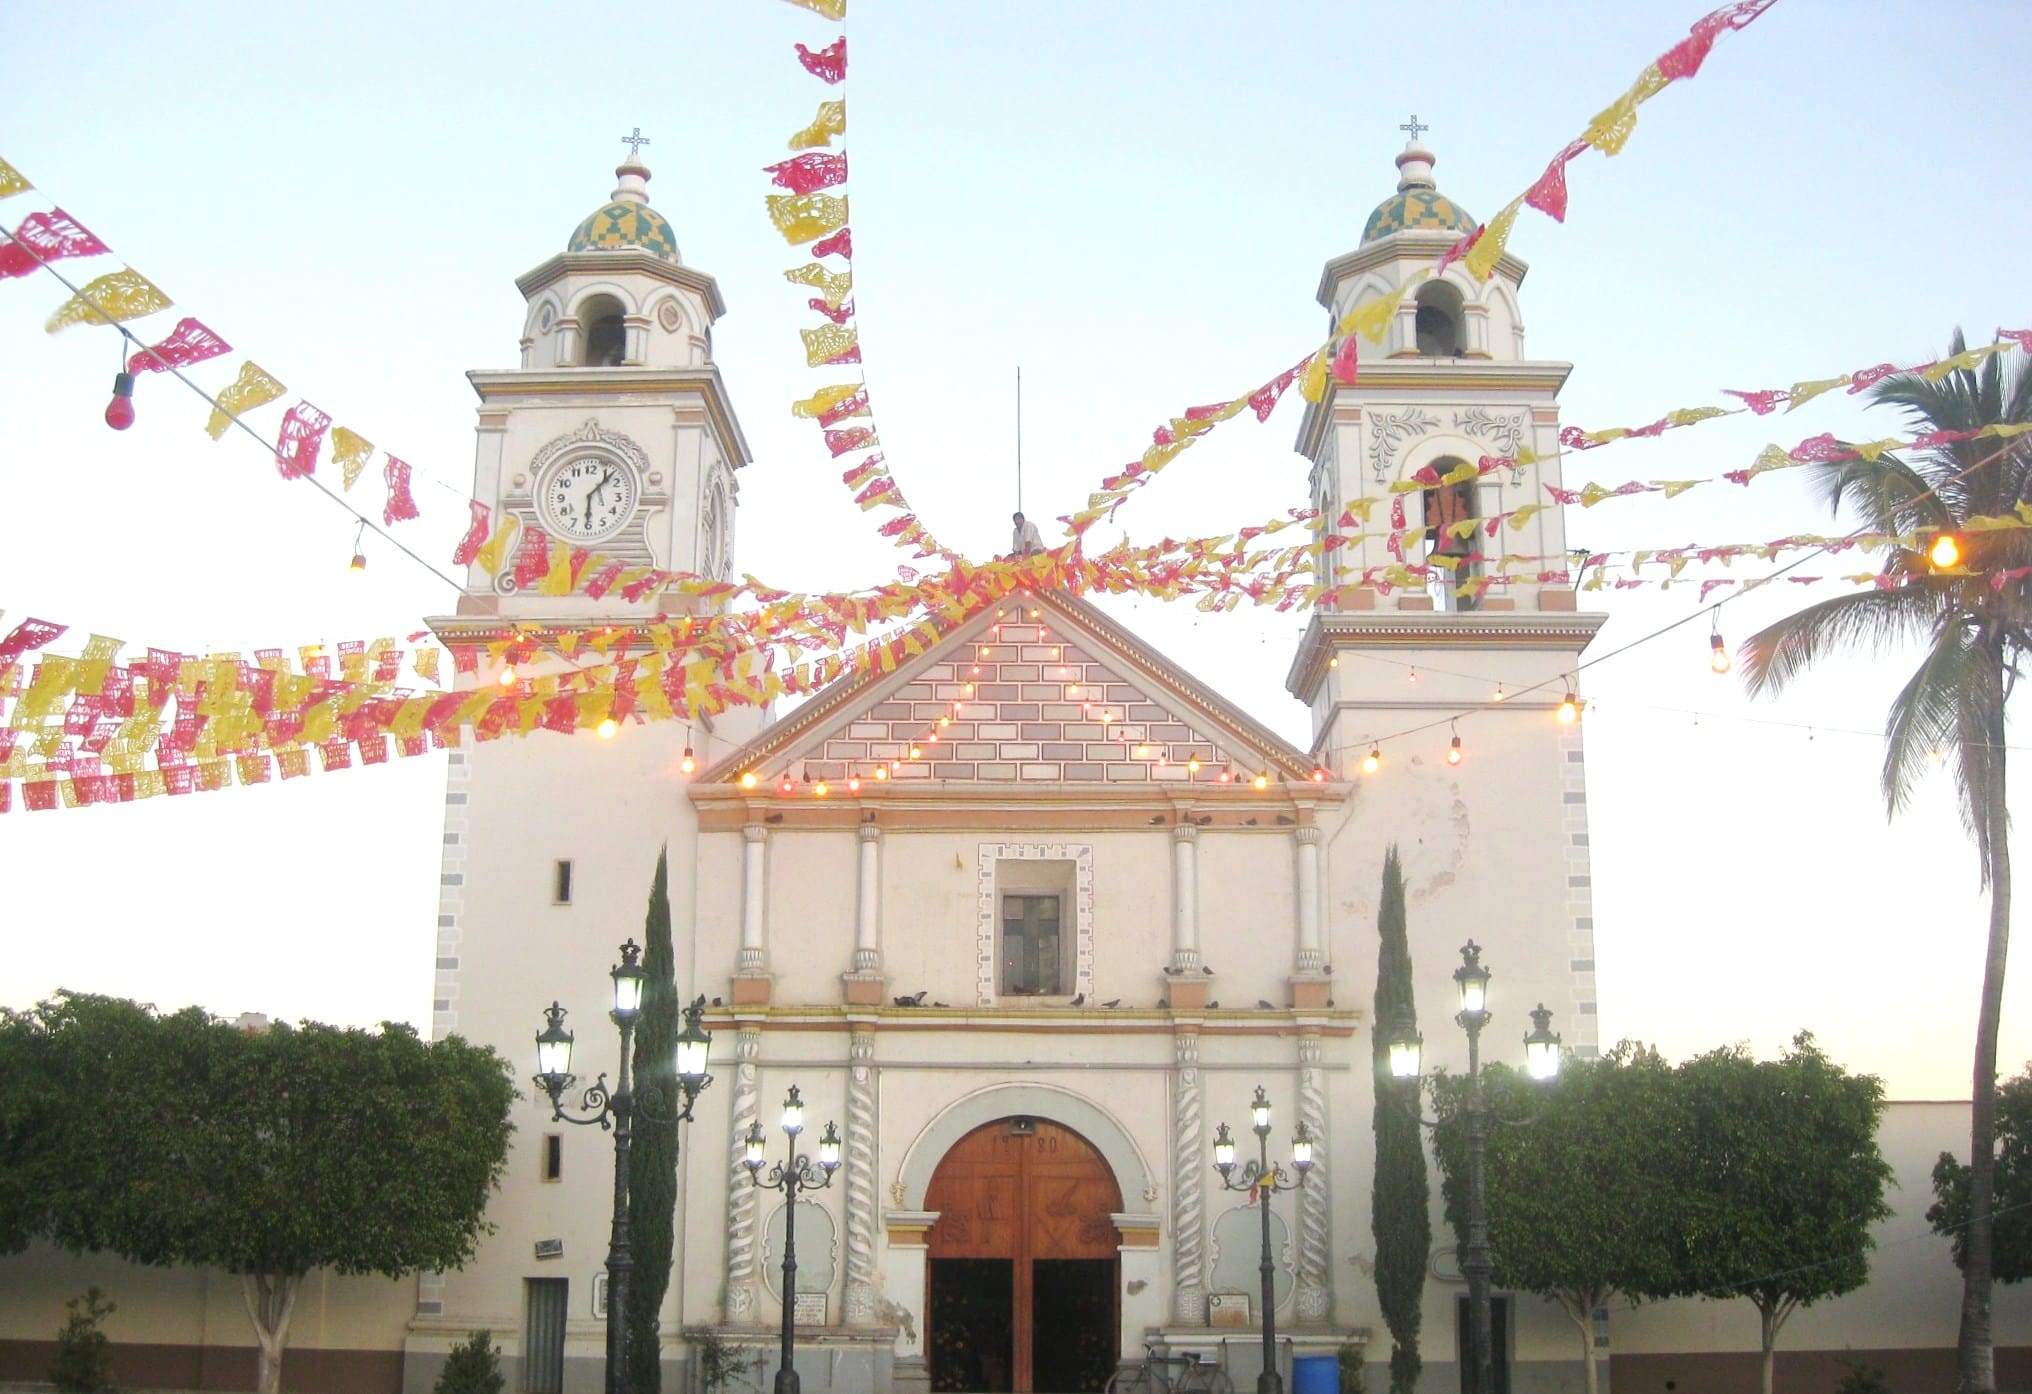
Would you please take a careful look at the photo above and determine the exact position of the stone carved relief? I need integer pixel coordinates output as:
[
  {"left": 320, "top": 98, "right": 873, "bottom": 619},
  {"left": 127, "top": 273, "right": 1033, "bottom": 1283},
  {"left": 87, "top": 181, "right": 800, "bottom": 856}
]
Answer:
[
  {"left": 723, "top": 1029, "right": 763, "bottom": 1323},
  {"left": 1294, "top": 1035, "right": 1332, "bottom": 1323},
  {"left": 526, "top": 417, "right": 654, "bottom": 485},
  {"left": 1450, "top": 407, "right": 1526, "bottom": 458},
  {"left": 1365, "top": 408, "right": 1439, "bottom": 483},
  {"left": 843, "top": 1030, "right": 880, "bottom": 1326},
  {"left": 1171, "top": 1033, "right": 1208, "bottom": 1323},
  {"left": 975, "top": 844, "right": 1096, "bottom": 1007}
]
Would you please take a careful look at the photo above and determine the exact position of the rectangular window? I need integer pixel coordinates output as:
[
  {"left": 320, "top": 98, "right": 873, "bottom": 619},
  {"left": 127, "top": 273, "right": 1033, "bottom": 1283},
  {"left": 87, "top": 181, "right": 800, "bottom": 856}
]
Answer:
[
  {"left": 524, "top": 1278, "right": 568, "bottom": 1394},
  {"left": 539, "top": 1133, "right": 562, "bottom": 1182},
  {"left": 1001, "top": 893, "right": 1063, "bottom": 996},
  {"left": 552, "top": 859, "right": 573, "bottom": 905},
  {"left": 1455, "top": 1294, "right": 1511, "bottom": 1394}
]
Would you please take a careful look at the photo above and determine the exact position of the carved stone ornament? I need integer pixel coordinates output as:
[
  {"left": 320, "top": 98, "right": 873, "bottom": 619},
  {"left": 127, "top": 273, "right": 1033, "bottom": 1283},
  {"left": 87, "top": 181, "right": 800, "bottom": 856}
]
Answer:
[
  {"left": 657, "top": 299, "right": 684, "bottom": 332},
  {"left": 1366, "top": 408, "right": 1439, "bottom": 483},
  {"left": 526, "top": 417, "right": 653, "bottom": 489},
  {"left": 1451, "top": 407, "right": 1526, "bottom": 459}
]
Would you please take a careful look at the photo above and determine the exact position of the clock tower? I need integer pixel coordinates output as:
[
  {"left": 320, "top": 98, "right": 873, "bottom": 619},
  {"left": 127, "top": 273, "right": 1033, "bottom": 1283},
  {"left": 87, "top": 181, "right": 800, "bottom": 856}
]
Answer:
[{"left": 460, "top": 150, "right": 751, "bottom": 620}]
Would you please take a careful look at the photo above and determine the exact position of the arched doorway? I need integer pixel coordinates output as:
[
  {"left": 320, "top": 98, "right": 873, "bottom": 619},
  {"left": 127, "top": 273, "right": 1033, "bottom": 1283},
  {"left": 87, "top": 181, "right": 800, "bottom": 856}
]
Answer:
[{"left": 925, "top": 1117, "right": 1123, "bottom": 1394}]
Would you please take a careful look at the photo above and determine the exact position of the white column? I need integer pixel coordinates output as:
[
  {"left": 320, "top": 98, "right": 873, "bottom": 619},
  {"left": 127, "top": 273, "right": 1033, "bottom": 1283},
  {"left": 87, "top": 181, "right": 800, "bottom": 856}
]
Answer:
[
  {"left": 1294, "top": 826, "right": 1324, "bottom": 973},
  {"left": 1294, "top": 1034, "right": 1333, "bottom": 1322},
  {"left": 1170, "top": 1031, "right": 1207, "bottom": 1323},
  {"left": 843, "top": 1028, "right": 879, "bottom": 1325},
  {"left": 854, "top": 823, "right": 882, "bottom": 973},
  {"left": 1170, "top": 823, "right": 1200, "bottom": 972},
  {"left": 723, "top": 1027, "right": 763, "bottom": 1323},
  {"left": 739, "top": 823, "right": 768, "bottom": 973}
]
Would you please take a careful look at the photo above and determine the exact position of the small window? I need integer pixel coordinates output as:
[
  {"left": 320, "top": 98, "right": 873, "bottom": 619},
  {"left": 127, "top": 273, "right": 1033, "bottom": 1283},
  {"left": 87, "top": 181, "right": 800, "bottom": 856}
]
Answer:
[
  {"left": 540, "top": 1133, "right": 562, "bottom": 1182},
  {"left": 524, "top": 1278, "right": 568, "bottom": 1394},
  {"left": 1455, "top": 1293, "right": 1512, "bottom": 1394},
  {"left": 579, "top": 294, "right": 627, "bottom": 367},
  {"left": 1415, "top": 281, "right": 1465, "bottom": 357},
  {"left": 553, "top": 860, "right": 574, "bottom": 905},
  {"left": 1001, "top": 894, "right": 1063, "bottom": 996}
]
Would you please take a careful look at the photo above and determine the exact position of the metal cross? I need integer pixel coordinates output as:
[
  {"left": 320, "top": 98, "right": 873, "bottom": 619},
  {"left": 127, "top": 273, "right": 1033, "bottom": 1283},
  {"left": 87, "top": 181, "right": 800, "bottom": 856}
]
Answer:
[
  {"left": 620, "top": 127, "right": 651, "bottom": 161},
  {"left": 1399, "top": 114, "right": 1429, "bottom": 141}
]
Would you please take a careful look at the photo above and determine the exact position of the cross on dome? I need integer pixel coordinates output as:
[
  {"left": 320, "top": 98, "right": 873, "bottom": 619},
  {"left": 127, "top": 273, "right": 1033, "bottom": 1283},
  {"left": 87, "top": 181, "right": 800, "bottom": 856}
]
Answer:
[
  {"left": 621, "top": 126, "right": 651, "bottom": 162},
  {"left": 1398, "top": 114, "right": 1429, "bottom": 141}
]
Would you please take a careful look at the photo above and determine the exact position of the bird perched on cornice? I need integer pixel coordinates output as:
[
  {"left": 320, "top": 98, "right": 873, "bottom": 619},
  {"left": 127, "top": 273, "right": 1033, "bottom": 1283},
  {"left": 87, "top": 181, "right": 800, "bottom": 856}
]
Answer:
[
  {"left": 1256, "top": 999, "right": 1275, "bottom": 1010},
  {"left": 1101, "top": 998, "right": 1122, "bottom": 1009},
  {"left": 891, "top": 990, "right": 927, "bottom": 1007},
  {"left": 1069, "top": 992, "right": 1086, "bottom": 1007}
]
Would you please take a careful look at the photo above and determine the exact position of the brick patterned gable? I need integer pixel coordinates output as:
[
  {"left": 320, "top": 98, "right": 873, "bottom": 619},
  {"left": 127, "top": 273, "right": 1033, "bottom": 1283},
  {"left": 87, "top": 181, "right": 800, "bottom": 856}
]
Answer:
[{"left": 707, "top": 592, "right": 1320, "bottom": 788}]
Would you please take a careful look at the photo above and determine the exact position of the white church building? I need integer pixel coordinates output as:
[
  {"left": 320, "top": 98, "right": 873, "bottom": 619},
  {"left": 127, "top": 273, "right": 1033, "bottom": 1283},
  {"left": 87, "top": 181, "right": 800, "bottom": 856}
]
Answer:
[{"left": 1, "top": 143, "right": 2015, "bottom": 1394}]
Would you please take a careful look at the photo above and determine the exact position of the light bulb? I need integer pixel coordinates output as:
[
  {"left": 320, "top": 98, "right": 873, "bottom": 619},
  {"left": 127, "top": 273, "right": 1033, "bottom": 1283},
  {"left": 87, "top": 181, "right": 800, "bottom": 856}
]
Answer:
[
  {"left": 681, "top": 746, "right": 697, "bottom": 775},
  {"left": 740, "top": 771, "right": 757, "bottom": 789},
  {"left": 1493, "top": 683, "right": 1506, "bottom": 702},
  {"left": 349, "top": 550, "right": 367, "bottom": 574},
  {"left": 964, "top": 683, "right": 975, "bottom": 694},
  {"left": 498, "top": 667, "right": 516, "bottom": 687},
  {"left": 1252, "top": 772, "right": 1269, "bottom": 791},
  {"left": 1710, "top": 632, "right": 1731, "bottom": 674},
  {"left": 1328, "top": 656, "right": 1339, "bottom": 669},
  {"left": 780, "top": 774, "right": 795, "bottom": 794},
  {"left": 1929, "top": 533, "right": 1962, "bottom": 569},
  {"left": 876, "top": 765, "right": 890, "bottom": 780},
  {"left": 1362, "top": 747, "right": 1381, "bottom": 775},
  {"left": 848, "top": 775, "right": 861, "bottom": 793},
  {"left": 1067, "top": 683, "right": 1079, "bottom": 696},
  {"left": 103, "top": 371, "right": 135, "bottom": 431},
  {"left": 1447, "top": 734, "right": 1463, "bottom": 765},
  {"left": 938, "top": 715, "right": 951, "bottom": 728},
  {"left": 1218, "top": 769, "right": 1233, "bottom": 784},
  {"left": 1408, "top": 667, "right": 1419, "bottom": 683},
  {"left": 1187, "top": 756, "right": 1201, "bottom": 774},
  {"left": 596, "top": 717, "right": 619, "bottom": 740},
  {"left": 1557, "top": 692, "right": 1580, "bottom": 725},
  {"left": 814, "top": 780, "right": 829, "bottom": 797},
  {"left": 1311, "top": 768, "right": 1328, "bottom": 783},
  {"left": 971, "top": 665, "right": 981, "bottom": 676},
  {"left": 909, "top": 745, "right": 922, "bottom": 759}
]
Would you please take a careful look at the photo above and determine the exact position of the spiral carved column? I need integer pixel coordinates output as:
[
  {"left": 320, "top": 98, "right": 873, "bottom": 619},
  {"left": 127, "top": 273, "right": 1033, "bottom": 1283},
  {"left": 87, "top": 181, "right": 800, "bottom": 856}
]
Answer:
[
  {"left": 1171, "top": 1031, "right": 1207, "bottom": 1323},
  {"left": 722, "top": 1027, "right": 762, "bottom": 1323},
  {"left": 843, "top": 1028, "right": 880, "bottom": 1325},
  {"left": 1294, "top": 1033, "right": 1333, "bottom": 1322}
]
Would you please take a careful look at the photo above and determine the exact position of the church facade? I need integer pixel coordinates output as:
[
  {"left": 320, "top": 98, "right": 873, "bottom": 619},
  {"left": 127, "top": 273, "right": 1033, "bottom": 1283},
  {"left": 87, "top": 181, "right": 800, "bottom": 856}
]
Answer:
[{"left": 406, "top": 139, "right": 1603, "bottom": 1394}]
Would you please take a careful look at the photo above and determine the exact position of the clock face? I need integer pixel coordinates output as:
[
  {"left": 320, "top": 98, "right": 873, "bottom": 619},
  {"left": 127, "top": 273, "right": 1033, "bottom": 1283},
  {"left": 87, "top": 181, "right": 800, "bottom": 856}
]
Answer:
[{"left": 539, "top": 455, "right": 637, "bottom": 543}]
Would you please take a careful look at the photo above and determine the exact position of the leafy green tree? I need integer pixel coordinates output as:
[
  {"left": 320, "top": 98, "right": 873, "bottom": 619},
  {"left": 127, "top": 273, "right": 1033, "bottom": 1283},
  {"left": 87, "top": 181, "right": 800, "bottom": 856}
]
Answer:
[
  {"left": 1369, "top": 846, "right": 1429, "bottom": 1394},
  {"left": 435, "top": 1330, "right": 506, "bottom": 1394},
  {"left": 1429, "top": 1046, "right": 1681, "bottom": 1394},
  {"left": 49, "top": 1288, "right": 115, "bottom": 1393},
  {"left": 22, "top": 993, "right": 515, "bottom": 1394},
  {"left": 0, "top": 1006, "right": 57, "bottom": 1254},
  {"left": 1665, "top": 1035, "right": 1893, "bottom": 1394},
  {"left": 629, "top": 848, "right": 680, "bottom": 1394},
  {"left": 1744, "top": 332, "right": 2032, "bottom": 1393},
  {"left": 1930, "top": 1065, "right": 2032, "bottom": 1284}
]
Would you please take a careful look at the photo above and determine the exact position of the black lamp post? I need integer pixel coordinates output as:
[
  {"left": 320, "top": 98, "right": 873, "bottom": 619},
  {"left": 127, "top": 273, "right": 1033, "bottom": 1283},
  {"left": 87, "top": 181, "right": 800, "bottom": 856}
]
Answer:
[
  {"left": 744, "top": 1085, "right": 842, "bottom": 1394},
  {"left": 1383, "top": 940, "right": 1562, "bottom": 1394},
  {"left": 532, "top": 940, "right": 716, "bottom": 1394},
  {"left": 1212, "top": 1085, "right": 1315, "bottom": 1394}
]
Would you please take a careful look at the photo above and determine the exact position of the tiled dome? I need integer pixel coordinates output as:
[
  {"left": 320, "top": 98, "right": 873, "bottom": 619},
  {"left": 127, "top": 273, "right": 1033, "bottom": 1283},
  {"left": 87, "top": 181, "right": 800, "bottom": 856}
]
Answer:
[
  {"left": 566, "top": 163, "right": 680, "bottom": 262},
  {"left": 1361, "top": 139, "right": 1475, "bottom": 244}
]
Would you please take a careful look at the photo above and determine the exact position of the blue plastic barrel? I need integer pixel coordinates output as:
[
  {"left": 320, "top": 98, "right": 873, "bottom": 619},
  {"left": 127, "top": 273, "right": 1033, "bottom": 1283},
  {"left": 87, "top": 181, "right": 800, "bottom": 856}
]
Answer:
[{"left": 1293, "top": 1354, "right": 1338, "bottom": 1394}]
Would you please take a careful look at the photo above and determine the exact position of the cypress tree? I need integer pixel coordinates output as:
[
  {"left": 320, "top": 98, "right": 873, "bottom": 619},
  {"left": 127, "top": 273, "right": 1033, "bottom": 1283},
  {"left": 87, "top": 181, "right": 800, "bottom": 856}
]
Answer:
[
  {"left": 1371, "top": 846, "right": 1429, "bottom": 1394},
  {"left": 627, "top": 849, "right": 679, "bottom": 1394}
]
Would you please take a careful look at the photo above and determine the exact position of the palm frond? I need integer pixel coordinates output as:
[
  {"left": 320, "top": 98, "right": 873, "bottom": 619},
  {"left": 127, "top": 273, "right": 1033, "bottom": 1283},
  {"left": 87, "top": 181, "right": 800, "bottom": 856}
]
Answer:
[
  {"left": 1949, "top": 632, "right": 2010, "bottom": 886},
  {"left": 1880, "top": 619, "right": 1980, "bottom": 821},
  {"left": 1808, "top": 451, "right": 1957, "bottom": 536},
  {"left": 1741, "top": 585, "right": 1948, "bottom": 699}
]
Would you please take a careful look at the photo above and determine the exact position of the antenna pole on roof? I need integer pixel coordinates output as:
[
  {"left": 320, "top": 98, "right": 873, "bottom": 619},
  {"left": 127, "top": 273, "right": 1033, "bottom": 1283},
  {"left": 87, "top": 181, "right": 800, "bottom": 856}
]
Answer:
[{"left": 1015, "top": 365, "right": 1024, "bottom": 514}]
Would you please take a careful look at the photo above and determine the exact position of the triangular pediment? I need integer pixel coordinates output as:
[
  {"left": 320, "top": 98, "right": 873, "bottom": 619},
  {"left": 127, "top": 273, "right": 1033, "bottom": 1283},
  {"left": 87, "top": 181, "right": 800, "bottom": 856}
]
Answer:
[{"left": 701, "top": 591, "right": 1319, "bottom": 788}]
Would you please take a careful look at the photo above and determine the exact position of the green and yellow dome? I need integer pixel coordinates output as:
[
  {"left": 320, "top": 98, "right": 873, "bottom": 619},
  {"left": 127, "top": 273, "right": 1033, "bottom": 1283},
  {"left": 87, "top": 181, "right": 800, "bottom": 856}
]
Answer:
[
  {"left": 566, "top": 162, "right": 681, "bottom": 262},
  {"left": 1361, "top": 140, "right": 1475, "bottom": 244}
]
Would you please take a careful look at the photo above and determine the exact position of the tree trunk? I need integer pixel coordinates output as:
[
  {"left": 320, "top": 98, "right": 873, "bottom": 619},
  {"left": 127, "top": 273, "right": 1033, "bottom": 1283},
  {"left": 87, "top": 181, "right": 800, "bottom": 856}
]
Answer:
[
  {"left": 1559, "top": 1294, "right": 1599, "bottom": 1394},
  {"left": 239, "top": 1273, "right": 300, "bottom": 1394},
  {"left": 1756, "top": 1297, "right": 1795, "bottom": 1394},
  {"left": 1957, "top": 715, "right": 2011, "bottom": 1394}
]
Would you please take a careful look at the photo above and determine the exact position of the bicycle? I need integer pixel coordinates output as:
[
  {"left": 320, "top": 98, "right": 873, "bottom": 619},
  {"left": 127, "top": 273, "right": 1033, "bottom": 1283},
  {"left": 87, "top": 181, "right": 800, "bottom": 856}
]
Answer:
[{"left": 1105, "top": 1340, "right": 1233, "bottom": 1394}]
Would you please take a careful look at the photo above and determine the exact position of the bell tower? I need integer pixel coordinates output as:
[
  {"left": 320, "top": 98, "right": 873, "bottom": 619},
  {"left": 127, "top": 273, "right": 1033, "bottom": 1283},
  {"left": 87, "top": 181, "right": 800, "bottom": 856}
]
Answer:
[
  {"left": 461, "top": 147, "right": 751, "bottom": 620},
  {"left": 1286, "top": 132, "right": 1603, "bottom": 771}
]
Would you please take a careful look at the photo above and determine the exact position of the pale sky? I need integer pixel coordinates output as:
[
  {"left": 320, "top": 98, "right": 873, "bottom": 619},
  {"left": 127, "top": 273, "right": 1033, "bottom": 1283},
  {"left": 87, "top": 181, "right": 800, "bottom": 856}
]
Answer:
[{"left": 1, "top": 1, "right": 2027, "bottom": 1099}]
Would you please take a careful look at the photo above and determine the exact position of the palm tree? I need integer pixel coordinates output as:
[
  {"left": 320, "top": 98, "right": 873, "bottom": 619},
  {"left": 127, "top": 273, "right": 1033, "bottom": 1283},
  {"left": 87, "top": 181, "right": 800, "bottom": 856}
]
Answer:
[{"left": 1742, "top": 331, "right": 2031, "bottom": 1394}]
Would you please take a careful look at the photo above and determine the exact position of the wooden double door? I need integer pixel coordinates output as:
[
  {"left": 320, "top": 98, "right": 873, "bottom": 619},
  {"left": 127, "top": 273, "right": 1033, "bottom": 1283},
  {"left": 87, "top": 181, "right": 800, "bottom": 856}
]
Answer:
[{"left": 925, "top": 1118, "right": 1122, "bottom": 1393}]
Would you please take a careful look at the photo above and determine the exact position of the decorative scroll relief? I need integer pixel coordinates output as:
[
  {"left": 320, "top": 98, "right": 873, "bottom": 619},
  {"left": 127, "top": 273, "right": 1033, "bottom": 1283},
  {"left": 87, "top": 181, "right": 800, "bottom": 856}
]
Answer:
[
  {"left": 1172, "top": 1033, "right": 1208, "bottom": 1323},
  {"left": 1451, "top": 407, "right": 1526, "bottom": 459},
  {"left": 526, "top": 416, "right": 655, "bottom": 484},
  {"left": 1294, "top": 1035, "right": 1332, "bottom": 1323},
  {"left": 1366, "top": 408, "right": 1438, "bottom": 483},
  {"left": 843, "top": 1030, "right": 881, "bottom": 1326},
  {"left": 724, "top": 1028, "right": 763, "bottom": 1323},
  {"left": 975, "top": 843, "right": 1096, "bottom": 1007}
]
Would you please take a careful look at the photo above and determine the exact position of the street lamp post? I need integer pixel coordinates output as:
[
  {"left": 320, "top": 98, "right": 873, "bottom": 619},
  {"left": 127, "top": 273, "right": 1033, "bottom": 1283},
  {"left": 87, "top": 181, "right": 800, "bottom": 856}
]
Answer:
[
  {"left": 1383, "top": 940, "right": 1562, "bottom": 1394},
  {"left": 1212, "top": 1086, "right": 1315, "bottom": 1394},
  {"left": 744, "top": 1085, "right": 842, "bottom": 1394},
  {"left": 532, "top": 940, "right": 716, "bottom": 1394}
]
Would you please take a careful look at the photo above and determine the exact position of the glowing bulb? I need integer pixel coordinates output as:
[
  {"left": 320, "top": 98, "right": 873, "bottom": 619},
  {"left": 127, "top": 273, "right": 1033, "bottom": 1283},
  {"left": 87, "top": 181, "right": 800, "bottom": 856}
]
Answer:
[
  {"left": 1218, "top": 769, "right": 1233, "bottom": 784},
  {"left": 848, "top": 775, "right": 861, "bottom": 793},
  {"left": 1929, "top": 533, "right": 1962, "bottom": 569},
  {"left": 349, "top": 550, "right": 367, "bottom": 574},
  {"left": 780, "top": 774, "right": 795, "bottom": 794},
  {"left": 964, "top": 683, "right": 975, "bottom": 694},
  {"left": 1709, "top": 632, "right": 1731, "bottom": 674},
  {"left": 938, "top": 715, "right": 951, "bottom": 728},
  {"left": 680, "top": 746, "right": 697, "bottom": 775},
  {"left": 1134, "top": 745, "right": 1150, "bottom": 758},
  {"left": 971, "top": 665, "right": 981, "bottom": 676},
  {"left": 927, "top": 731, "right": 939, "bottom": 744},
  {"left": 1068, "top": 683, "right": 1079, "bottom": 696},
  {"left": 1493, "top": 683, "right": 1506, "bottom": 702},
  {"left": 1252, "top": 772, "right": 1269, "bottom": 791},
  {"left": 498, "top": 667, "right": 516, "bottom": 687},
  {"left": 875, "top": 765, "right": 889, "bottom": 781},
  {"left": 596, "top": 717, "right": 619, "bottom": 740},
  {"left": 814, "top": 780, "right": 829, "bottom": 798},
  {"left": 909, "top": 745, "right": 922, "bottom": 759},
  {"left": 740, "top": 771, "right": 757, "bottom": 789},
  {"left": 1311, "top": 768, "right": 1327, "bottom": 783},
  {"left": 1187, "top": 756, "right": 1201, "bottom": 774},
  {"left": 1362, "top": 747, "right": 1381, "bottom": 775},
  {"left": 1408, "top": 667, "right": 1419, "bottom": 684},
  {"left": 1030, "top": 609, "right": 1040, "bottom": 619},
  {"left": 1557, "top": 692, "right": 1580, "bottom": 725},
  {"left": 1447, "top": 735, "right": 1463, "bottom": 765},
  {"left": 103, "top": 371, "right": 135, "bottom": 431},
  {"left": 1328, "top": 655, "right": 1339, "bottom": 669}
]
